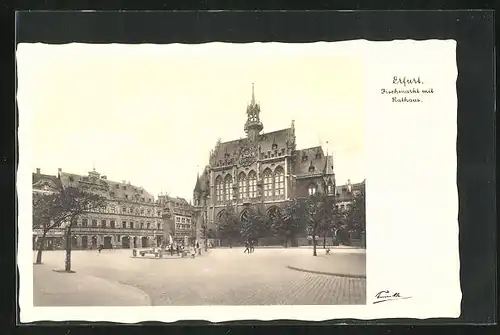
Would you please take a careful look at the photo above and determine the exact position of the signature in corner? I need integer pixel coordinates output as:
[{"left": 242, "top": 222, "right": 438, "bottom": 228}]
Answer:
[{"left": 373, "top": 290, "right": 412, "bottom": 304}]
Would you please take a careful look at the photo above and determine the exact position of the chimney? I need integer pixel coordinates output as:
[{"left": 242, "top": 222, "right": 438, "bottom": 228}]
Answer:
[
  {"left": 36, "top": 168, "right": 41, "bottom": 174},
  {"left": 58, "top": 168, "right": 62, "bottom": 173}
]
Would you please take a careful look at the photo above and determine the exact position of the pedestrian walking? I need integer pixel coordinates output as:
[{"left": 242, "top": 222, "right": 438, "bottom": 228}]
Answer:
[
  {"left": 190, "top": 245, "right": 196, "bottom": 258},
  {"left": 98, "top": 244, "right": 103, "bottom": 253},
  {"left": 244, "top": 240, "right": 250, "bottom": 254}
]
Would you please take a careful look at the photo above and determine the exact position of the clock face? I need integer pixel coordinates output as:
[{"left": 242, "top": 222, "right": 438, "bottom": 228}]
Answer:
[{"left": 239, "top": 145, "right": 257, "bottom": 167}]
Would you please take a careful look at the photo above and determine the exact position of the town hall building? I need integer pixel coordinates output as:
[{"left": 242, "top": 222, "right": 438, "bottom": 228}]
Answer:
[{"left": 192, "top": 85, "right": 337, "bottom": 245}]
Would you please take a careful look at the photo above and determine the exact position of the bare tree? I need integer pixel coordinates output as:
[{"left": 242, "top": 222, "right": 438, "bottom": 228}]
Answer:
[
  {"left": 216, "top": 204, "right": 240, "bottom": 247},
  {"left": 304, "top": 192, "right": 335, "bottom": 256},
  {"left": 32, "top": 186, "right": 106, "bottom": 270}
]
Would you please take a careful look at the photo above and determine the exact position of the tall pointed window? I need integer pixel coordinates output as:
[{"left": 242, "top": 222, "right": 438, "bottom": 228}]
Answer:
[
  {"left": 327, "top": 182, "right": 334, "bottom": 195},
  {"left": 248, "top": 171, "right": 257, "bottom": 198},
  {"left": 274, "top": 167, "right": 285, "bottom": 200},
  {"left": 263, "top": 169, "right": 273, "bottom": 200},
  {"left": 224, "top": 174, "right": 233, "bottom": 201},
  {"left": 215, "top": 176, "right": 223, "bottom": 203},
  {"left": 308, "top": 183, "right": 317, "bottom": 196},
  {"left": 238, "top": 172, "right": 247, "bottom": 201}
]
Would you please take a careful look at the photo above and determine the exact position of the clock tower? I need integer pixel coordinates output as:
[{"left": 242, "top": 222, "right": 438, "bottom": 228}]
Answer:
[{"left": 244, "top": 83, "right": 264, "bottom": 142}]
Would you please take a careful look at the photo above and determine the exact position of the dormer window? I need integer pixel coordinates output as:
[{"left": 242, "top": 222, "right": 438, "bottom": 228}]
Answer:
[
  {"left": 309, "top": 164, "right": 315, "bottom": 173},
  {"left": 272, "top": 143, "right": 278, "bottom": 150}
]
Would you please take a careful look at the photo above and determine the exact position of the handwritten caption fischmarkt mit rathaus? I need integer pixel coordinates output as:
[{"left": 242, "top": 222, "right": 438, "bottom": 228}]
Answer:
[{"left": 381, "top": 76, "right": 435, "bottom": 103}]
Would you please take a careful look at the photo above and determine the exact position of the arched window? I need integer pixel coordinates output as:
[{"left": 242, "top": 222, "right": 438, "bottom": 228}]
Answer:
[
  {"left": 274, "top": 167, "right": 285, "bottom": 200},
  {"left": 238, "top": 172, "right": 247, "bottom": 201},
  {"left": 224, "top": 174, "right": 233, "bottom": 201},
  {"left": 263, "top": 169, "right": 273, "bottom": 200},
  {"left": 267, "top": 206, "right": 282, "bottom": 223},
  {"left": 327, "top": 182, "right": 334, "bottom": 195},
  {"left": 215, "top": 176, "right": 223, "bottom": 203},
  {"left": 308, "top": 183, "right": 317, "bottom": 196},
  {"left": 248, "top": 171, "right": 257, "bottom": 198}
]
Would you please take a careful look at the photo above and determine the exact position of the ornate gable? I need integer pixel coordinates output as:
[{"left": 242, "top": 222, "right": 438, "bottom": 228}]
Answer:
[{"left": 33, "top": 179, "right": 59, "bottom": 193}]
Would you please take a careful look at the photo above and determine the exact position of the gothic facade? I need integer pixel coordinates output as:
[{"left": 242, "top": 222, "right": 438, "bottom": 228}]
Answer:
[{"left": 192, "top": 85, "right": 337, "bottom": 243}]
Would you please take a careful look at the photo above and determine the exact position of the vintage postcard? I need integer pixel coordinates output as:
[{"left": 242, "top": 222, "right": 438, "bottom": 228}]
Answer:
[{"left": 17, "top": 40, "right": 460, "bottom": 322}]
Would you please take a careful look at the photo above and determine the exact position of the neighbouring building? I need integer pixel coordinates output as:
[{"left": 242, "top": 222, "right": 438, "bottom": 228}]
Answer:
[
  {"left": 335, "top": 179, "right": 366, "bottom": 246},
  {"left": 335, "top": 179, "right": 366, "bottom": 212},
  {"left": 192, "top": 84, "right": 337, "bottom": 246},
  {"left": 32, "top": 167, "right": 165, "bottom": 250},
  {"left": 157, "top": 194, "right": 195, "bottom": 245}
]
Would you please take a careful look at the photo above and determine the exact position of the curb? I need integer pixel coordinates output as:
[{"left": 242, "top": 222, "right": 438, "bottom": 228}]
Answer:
[{"left": 286, "top": 265, "right": 366, "bottom": 279}]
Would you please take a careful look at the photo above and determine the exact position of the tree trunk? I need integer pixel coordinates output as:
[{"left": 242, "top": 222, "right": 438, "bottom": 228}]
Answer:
[
  {"left": 323, "top": 234, "right": 326, "bottom": 249},
  {"left": 312, "top": 226, "right": 317, "bottom": 256},
  {"left": 35, "top": 231, "right": 47, "bottom": 264},
  {"left": 64, "top": 227, "right": 72, "bottom": 272}
]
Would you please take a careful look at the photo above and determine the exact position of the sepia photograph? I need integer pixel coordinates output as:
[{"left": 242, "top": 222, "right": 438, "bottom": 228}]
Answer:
[
  {"left": 15, "top": 10, "right": 497, "bottom": 325},
  {"left": 20, "top": 43, "right": 366, "bottom": 307}
]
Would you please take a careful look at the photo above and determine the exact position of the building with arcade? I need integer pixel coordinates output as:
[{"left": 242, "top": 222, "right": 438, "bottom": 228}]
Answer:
[{"left": 32, "top": 167, "right": 168, "bottom": 250}]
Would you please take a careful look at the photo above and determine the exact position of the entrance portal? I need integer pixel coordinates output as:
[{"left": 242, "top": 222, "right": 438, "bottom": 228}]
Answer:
[
  {"left": 141, "top": 236, "right": 149, "bottom": 248},
  {"left": 71, "top": 236, "right": 78, "bottom": 249},
  {"left": 122, "top": 236, "right": 130, "bottom": 249},
  {"left": 91, "top": 236, "right": 98, "bottom": 248},
  {"left": 103, "top": 236, "right": 112, "bottom": 249},
  {"left": 81, "top": 236, "right": 88, "bottom": 249}
]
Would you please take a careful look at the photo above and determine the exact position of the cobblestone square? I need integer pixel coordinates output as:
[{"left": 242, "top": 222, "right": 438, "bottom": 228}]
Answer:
[{"left": 33, "top": 248, "right": 366, "bottom": 306}]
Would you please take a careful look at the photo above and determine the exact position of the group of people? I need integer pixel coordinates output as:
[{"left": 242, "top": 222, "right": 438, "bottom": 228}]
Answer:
[
  {"left": 165, "top": 241, "right": 204, "bottom": 258},
  {"left": 243, "top": 240, "right": 255, "bottom": 254}
]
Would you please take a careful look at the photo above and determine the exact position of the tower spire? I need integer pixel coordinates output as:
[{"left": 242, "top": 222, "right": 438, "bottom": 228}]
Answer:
[
  {"left": 244, "top": 82, "right": 263, "bottom": 141},
  {"left": 251, "top": 82, "right": 255, "bottom": 105}
]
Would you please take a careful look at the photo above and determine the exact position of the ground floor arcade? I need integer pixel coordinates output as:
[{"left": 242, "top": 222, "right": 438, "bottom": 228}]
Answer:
[{"left": 33, "top": 233, "right": 164, "bottom": 250}]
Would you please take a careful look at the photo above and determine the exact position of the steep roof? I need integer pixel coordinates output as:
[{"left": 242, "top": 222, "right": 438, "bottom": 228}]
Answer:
[
  {"left": 293, "top": 146, "right": 328, "bottom": 176},
  {"left": 335, "top": 180, "right": 365, "bottom": 201},
  {"left": 59, "top": 171, "right": 156, "bottom": 203},
  {"left": 32, "top": 172, "right": 62, "bottom": 190},
  {"left": 210, "top": 128, "right": 293, "bottom": 166}
]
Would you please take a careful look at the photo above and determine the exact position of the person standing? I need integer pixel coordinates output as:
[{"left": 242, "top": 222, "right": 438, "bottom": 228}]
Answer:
[
  {"left": 244, "top": 240, "right": 250, "bottom": 254},
  {"left": 190, "top": 244, "right": 196, "bottom": 258}
]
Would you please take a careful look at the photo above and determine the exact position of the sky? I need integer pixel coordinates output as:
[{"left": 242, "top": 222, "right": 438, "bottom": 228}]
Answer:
[{"left": 17, "top": 43, "right": 365, "bottom": 202}]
